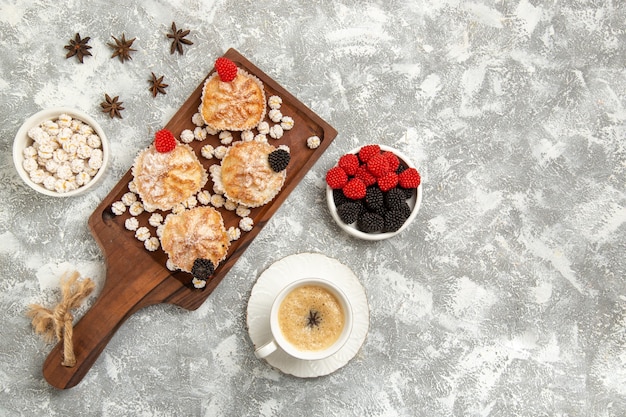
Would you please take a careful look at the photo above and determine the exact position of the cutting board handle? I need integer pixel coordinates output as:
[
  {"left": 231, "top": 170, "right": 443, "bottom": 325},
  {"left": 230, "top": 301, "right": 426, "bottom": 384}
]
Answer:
[{"left": 42, "top": 243, "right": 172, "bottom": 389}]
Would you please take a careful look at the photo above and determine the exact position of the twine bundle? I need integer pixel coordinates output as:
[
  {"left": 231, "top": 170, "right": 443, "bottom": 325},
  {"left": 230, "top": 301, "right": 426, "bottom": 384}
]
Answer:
[{"left": 27, "top": 271, "right": 95, "bottom": 367}]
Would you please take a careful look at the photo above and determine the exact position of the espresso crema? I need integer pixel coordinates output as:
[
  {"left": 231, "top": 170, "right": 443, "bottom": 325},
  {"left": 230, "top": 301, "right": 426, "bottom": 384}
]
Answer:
[{"left": 277, "top": 285, "right": 344, "bottom": 352}]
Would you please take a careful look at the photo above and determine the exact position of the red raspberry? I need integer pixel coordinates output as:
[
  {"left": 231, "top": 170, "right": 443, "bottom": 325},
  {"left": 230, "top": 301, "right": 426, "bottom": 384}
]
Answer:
[
  {"left": 354, "top": 165, "right": 376, "bottom": 186},
  {"left": 154, "top": 129, "right": 177, "bottom": 153},
  {"left": 338, "top": 153, "right": 360, "bottom": 176},
  {"left": 343, "top": 178, "right": 366, "bottom": 200},
  {"left": 377, "top": 172, "right": 398, "bottom": 192},
  {"left": 367, "top": 154, "right": 391, "bottom": 178},
  {"left": 358, "top": 144, "right": 381, "bottom": 163},
  {"left": 215, "top": 57, "right": 238, "bottom": 82},
  {"left": 326, "top": 166, "right": 348, "bottom": 189},
  {"left": 382, "top": 151, "right": 400, "bottom": 172},
  {"left": 398, "top": 168, "right": 421, "bottom": 189}
]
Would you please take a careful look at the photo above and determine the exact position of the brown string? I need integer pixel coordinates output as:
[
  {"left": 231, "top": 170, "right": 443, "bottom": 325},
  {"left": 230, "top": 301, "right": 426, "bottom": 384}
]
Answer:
[{"left": 26, "top": 271, "right": 95, "bottom": 367}]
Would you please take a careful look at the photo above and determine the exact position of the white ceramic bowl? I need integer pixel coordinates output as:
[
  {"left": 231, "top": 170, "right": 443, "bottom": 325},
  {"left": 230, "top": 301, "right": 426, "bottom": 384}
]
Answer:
[
  {"left": 326, "top": 145, "right": 423, "bottom": 241},
  {"left": 13, "top": 107, "right": 109, "bottom": 197}
]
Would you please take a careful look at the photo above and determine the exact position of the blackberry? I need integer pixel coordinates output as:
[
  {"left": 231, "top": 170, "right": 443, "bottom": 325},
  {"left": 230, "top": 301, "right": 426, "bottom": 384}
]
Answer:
[
  {"left": 357, "top": 212, "right": 384, "bottom": 233},
  {"left": 400, "top": 187, "right": 415, "bottom": 200},
  {"left": 191, "top": 258, "right": 214, "bottom": 281},
  {"left": 396, "top": 163, "right": 408, "bottom": 174},
  {"left": 384, "top": 209, "right": 410, "bottom": 232},
  {"left": 385, "top": 187, "right": 406, "bottom": 211},
  {"left": 364, "top": 186, "right": 384, "bottom": 211},
  {"left": 337, "top": 201, "right": 362, "bottom": 224},
  {"left": 333, "top": 188, "right": 349, "bottom": 207},
  {"left": 370, "top": 204, "right": 389, "bottom": 219},
  {"left": 268, "top": 149, "right": 290, "bottom": 172},
  {"left": 397, "top": 201, "right": 412, "bottom": 220}
]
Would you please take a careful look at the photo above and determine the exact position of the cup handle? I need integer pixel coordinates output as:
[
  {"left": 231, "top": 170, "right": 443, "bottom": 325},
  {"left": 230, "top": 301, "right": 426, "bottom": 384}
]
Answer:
[{"left": 254, "top": 340, "right": 278, "bottom": 358}]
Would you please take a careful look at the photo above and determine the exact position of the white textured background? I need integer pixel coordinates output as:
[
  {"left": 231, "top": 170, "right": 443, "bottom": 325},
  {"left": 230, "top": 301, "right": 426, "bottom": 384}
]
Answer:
[{"left": 1, "top": 0, "right": 625, "bottom": 416}]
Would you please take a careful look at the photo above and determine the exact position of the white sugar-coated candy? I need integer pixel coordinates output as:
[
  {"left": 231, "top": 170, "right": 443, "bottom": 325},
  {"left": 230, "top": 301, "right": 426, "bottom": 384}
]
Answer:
[
  {"left": 206, "top": 126, "right": 219, "bottom": 136},
  {"left": 57, "top": 113, "right": 72, "bottom": 127},
  {"left": 201, "top": 144, "right": 215, "bottom": 159},
  {"left": 148, "top": 213, "right": 164, "bottom": 227},
  {"left": 90, "top": 148, "right": 103, "bottom": 161},
  {"left": 70, "top": 158, "right": 86, "bottom": 173},
  {"left": 306, "top": 135, "right": 321, "bottom": 149},
  {"left": 135, "top": 227, "right": 150, "bottom": 242},
  {"left": 269, "top": 124, "right": 283, "bottom": 139},
  {"left": 268, "top": 95, "right": 282, "bottom": 109},
  {"left": 53, "top": 149, "right": 69, "bottom": 163},
  {"left": 254, "top": 134, "right": 267, "bottom": 143},
  {"left": 191, "top": 112, "right": 205, "bottom": 127},
  {"left": 214, "top": 145, "right": 228, "bottom": 159},
  {"left": 194, "top": 126, "right": 207, "bottom": 141},
  {"left": 54, "top": 178, "right": 76, "bottom": 193},
  {"left": 111, "top": 201, "right": 126, "bottom": 215},
  {"left": 75, "top": 172, "right": 91, "bottom": 186},
  {"left": 236, "top": 205, "right": 250, "bottom": 218},
  {"left": 28, "top": 127, "right": 49, "bottom": 143},
  {"left": 72, "top": 139, "right": 87, "bottom": 154},
  {"left": 166, "top": 259, "right": 178, "bottom": 271},
  {"left": 125, "top": 217, "right": 139, "bottom": 231},
  {"left": 79, "top": 123, "right": 93, "bottom": 135},
  {"left": 257, "top": 121, "right": 270, "bottom": 135},
  {"left": 241, "top": 130, "right": 254, "bottom": 142},
  {"left": 56, "top": 164, "right": 73, "bottom": 180},
  {"left": 184, "top": 195, "right": 198, "bottom": 209},
  {"left": 239, "top": 217, "right": 254, "bottom": 232},
  {"left": 70, "top": 119, "right": 82, "bottom": 132},
  {"left": 45, "top": 159, "right": 59, "bottom": 174},
  {"left": 219, "top": 130, "right": 233, "bottom": 145},
  {"left": 210, "top": 194, "right": 225, "bottom": 208},
  {"left": 280, "top": 116, "right": 294, "bottom": 130},
  {"left": 71, "top": 133, "right": 86, "bottom": 145},
  {"left": 268, "top": 109, "right": 282, "bottom": 123},
  {"left": 87, "top": 134, "right": 101, "bottom": 149},
  {"left": 227, "top": 226, "right": 241, "bottom": 241},
  {"left": 180, "top": 129, "right": 195, "bottom": 143},
  {"left": 58, "top": 127, "right": 73, "bottom": 141},
  {"left": 121, "top": 192, "right": 137, "bottom": 206},
  {"left": 23, "top": 146, "right": 37, "bottom": 158},
  {"left": 224, "top": 199, "right": 237, "bottom": 211},
  {"left": 197, "top": 190, "right": 211, "bottom": 205},
  {"left": 144, "top": 237, "right": 160, "bottom": 251},
  {"left": 43, "top": 175, "right": 57, "bottom": 190},
  {"left": 30, "top": 169, "right": 47, "bottom": 184},
  {"left": 192, "top": 278, "right": 206, "bottom": 289},
  {"left": 61, "top": 140, "right": 78, "bottom": 155},
  {"left": 129, "top": 201, "right": 144, "bottom": 216},
  {"left": 171, "top": 203, "right": 185, "bottom": 214},
  {"left": 88, "top": 156, "right": 103, "bottom": 170},
  {"left": 23, "top": 158, "right": 38, "bottom": 172}
]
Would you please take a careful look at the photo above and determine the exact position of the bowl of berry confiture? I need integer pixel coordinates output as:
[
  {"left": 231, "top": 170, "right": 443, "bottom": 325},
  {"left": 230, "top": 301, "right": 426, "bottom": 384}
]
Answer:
[{"left": 325, "top": 144, "right": 422, "bottom": 241}]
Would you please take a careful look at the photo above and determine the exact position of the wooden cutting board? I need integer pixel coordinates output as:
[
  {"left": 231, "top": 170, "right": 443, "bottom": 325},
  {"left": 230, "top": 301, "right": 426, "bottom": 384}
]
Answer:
[{"left": 42, "top": 48, "right": 337, "bottom": 389}]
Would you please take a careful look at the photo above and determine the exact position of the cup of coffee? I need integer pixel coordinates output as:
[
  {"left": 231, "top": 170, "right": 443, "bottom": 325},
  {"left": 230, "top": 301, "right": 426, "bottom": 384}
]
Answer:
[{"left": 254, "top": 277, "right": 353, "bottom": 361}]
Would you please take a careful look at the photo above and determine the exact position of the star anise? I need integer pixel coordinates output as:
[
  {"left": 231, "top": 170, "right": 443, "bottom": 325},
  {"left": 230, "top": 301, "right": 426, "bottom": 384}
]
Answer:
[
  {"left": 306, "top": 310, "right": 321, "bottom": 328},
  {"left": 148, "top": 72, "right": 168, "bottom": 97},
  {"left": 166, "top": 22, "right": 193, "bottom": 55},
  {"left": 64, "top": 33, "right": 92, "bottom": 63},
  {"left": 100, "top": 94, "right": 124, "bottom": 119},
  {"left": 108, "top": 33, "right": 137, "bottom": 63}
]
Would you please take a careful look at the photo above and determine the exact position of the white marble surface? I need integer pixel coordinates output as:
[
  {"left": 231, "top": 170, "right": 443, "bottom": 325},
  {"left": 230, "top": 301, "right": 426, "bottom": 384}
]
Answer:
[{"left": 1, "top": 0, "right": 625, "bottom": 415}]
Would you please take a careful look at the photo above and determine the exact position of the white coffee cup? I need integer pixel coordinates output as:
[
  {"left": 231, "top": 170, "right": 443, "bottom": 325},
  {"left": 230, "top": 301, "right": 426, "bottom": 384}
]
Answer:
[{"left": 254, "top": 277, "right": 353, "bottom": 361}]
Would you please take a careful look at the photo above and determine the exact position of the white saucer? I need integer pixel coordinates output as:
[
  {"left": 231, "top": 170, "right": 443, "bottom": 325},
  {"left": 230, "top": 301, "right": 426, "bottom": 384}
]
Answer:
[{"left": 246, "top": 252, "right": 369, "bottom": 378}]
